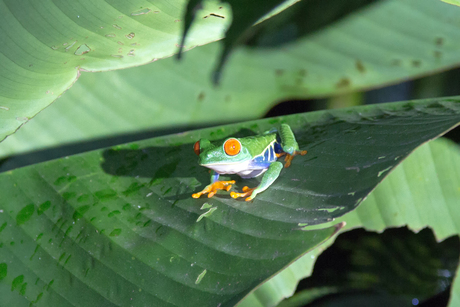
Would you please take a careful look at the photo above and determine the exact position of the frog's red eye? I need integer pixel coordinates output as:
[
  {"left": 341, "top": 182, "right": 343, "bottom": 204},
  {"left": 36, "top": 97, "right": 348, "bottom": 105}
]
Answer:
[
  {"left": 224, "top": 138, "right": 241, "bottom": 156},
  {"left": 193, "top": 141, "right": 201, "bottom": 155}
]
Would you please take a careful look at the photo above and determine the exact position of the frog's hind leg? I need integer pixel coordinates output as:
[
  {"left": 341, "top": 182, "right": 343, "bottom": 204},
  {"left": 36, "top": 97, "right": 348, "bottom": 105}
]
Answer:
[
  {"left": 231, "top": 161, "right": 283, "bottom": 201},
  {"left": 279, "top": 124, "right": 307, "bottom": 168}
]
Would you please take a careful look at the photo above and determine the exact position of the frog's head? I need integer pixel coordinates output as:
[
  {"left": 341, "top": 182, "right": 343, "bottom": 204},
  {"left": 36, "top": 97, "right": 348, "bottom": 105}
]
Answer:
[{"left": 193, "top": 138, "right": 252, "bottom": 167}]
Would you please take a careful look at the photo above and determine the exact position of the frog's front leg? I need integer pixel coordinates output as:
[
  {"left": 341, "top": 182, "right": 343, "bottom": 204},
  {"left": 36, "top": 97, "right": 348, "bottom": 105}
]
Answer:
[
  {"left": 230, "top": 161, "right": 283, "bottom": 201},
  {"left": 192, "top": 171, "right": 235, "bottom": 199},
  {"left": 279, "top": 124, "right": 307, "bottom": 168}
]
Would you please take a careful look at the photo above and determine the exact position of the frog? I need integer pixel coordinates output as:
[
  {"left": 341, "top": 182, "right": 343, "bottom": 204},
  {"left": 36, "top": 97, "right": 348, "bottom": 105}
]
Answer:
[{"left": 192, "top": 124, "right": 307, "bottom": 201}]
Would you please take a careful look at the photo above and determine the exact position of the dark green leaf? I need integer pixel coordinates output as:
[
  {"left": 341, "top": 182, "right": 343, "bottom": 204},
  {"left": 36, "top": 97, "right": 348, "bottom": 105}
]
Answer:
[
  {"left": 0, "top": 98, "right": 459, "bottom": 306},
  {"left": 302, "top": 228, "right": 458, "bottom": 302},
  {"left": 247, "top": 136, "right": 460, "bottom": 307}
]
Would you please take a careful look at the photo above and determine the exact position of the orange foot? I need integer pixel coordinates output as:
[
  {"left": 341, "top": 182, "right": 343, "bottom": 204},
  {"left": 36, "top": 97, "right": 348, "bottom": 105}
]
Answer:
[
  {"left": 230, "top": 186, "right": 256, "bottom": 202},
  {"left": 284, "top": 150, "right": 307, "bottom": 168},
  {"left": 192, "top": 180, "right": 235, "bottom": 199}
]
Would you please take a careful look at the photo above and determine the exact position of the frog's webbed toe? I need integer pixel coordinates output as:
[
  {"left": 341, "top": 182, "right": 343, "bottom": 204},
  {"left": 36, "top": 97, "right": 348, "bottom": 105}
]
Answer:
[
  {"left": 230, "top": 186, "right": 257, "bottom": 202},
  {"left": 192, "top": 180, "right": 235, "bottom": 199},
  {"left": 284, "top": 150, "right": 307, "bottom": 168}
]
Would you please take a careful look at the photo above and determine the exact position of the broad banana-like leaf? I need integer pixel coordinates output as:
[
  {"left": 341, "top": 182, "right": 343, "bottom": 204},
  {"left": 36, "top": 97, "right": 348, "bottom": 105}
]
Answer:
[
  {"left": 0, "top": 0, "right": 230, "bottom": 143},
  {"left": 0, "top": 98, "right": 459, "bottom": 306},
  {"left": 3, "top": 0, "right": 460, "bottom": 157}
]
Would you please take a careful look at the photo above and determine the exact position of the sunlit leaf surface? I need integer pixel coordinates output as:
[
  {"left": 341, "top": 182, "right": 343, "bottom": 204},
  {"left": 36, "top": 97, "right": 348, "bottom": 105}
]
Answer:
[
  {"left": 4, "top": 0, "right": 460, "bottom": 157},
  {"left": 0, "top": 0, "right": 230, "bottom": 142}
]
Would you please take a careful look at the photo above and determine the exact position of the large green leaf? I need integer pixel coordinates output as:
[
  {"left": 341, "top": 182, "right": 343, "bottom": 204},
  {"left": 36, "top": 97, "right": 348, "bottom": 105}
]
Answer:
[
  {"left": 4, "top": 0, "right": 460, "bottom": 158},
  {"left": 0, "top": 98, "right": 459, "bottom": 306},
  {"left": 0, "top": 0, "right": 231, "bottom": 143},
  {"left": 245, "top": 136, "right": 460, "bottom": 306}
]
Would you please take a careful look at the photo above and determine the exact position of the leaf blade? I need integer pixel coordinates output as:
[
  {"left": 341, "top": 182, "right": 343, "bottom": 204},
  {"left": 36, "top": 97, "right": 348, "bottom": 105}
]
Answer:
[
  {"left": 0, "top": 0, "right": 230, "bottom": 143},
  {"left": 1, "top": 98, "right": 459, "bottom": 306}
]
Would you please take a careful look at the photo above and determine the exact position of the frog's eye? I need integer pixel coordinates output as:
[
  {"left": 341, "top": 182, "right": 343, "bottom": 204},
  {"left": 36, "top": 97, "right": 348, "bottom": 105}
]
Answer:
[
  {"left": 193, "top": 141, "right": 201, "bottom": 155},
  {"left": 224, "top": 138, "right": 241, "bottom": 156}
]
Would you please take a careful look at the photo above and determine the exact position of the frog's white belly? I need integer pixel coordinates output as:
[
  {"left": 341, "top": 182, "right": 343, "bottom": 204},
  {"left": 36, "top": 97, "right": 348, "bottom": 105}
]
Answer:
[{"left": 205, "top": 161, "right": 268, "bottom": 178}]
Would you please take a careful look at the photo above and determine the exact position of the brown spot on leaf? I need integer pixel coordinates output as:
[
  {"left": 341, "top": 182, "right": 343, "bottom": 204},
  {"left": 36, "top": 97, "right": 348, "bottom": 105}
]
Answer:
[
  {"left": 355, "top": 60, "right": 365, "bottom": 73},
  {"left": 412, "top": 60, "right": 421, "bottom": 67},
  {"left": 391, "top": 59, "right": 402, "bottom": 66},
  {"left": 336, "top": 77, "right": 351, "bottom": 88},
  {"left": 198, "top": 92, "right": 205, "bottom": 101},
  {"left": 275, "top": 69, "right": 284, "bottom": 77},
  {"left": 435, "top": 37, "right": 444, "bottom": 47},
  {"left": 131, "top": 8, "right": 151, "bottom": 16},
  {"left": 204, "top": 13, "right": 225, "bottom": 19},
  {"left": 434, "top": 50, "right": 442, "bottom": 59}
]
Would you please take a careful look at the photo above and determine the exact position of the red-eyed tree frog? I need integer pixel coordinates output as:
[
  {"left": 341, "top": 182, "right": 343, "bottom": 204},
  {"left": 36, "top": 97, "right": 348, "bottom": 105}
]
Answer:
[{"left": 192, "top": 124, "right": 307, "bottom": 201}]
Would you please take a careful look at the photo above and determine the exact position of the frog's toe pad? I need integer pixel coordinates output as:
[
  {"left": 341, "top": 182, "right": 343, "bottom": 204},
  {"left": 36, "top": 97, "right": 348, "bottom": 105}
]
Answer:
[
  {"left": 230, "top": 187, "right": 256, "bottom": 200},
  {"left": 207, "top": 191, "right": 216, "bottom": 198}
]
